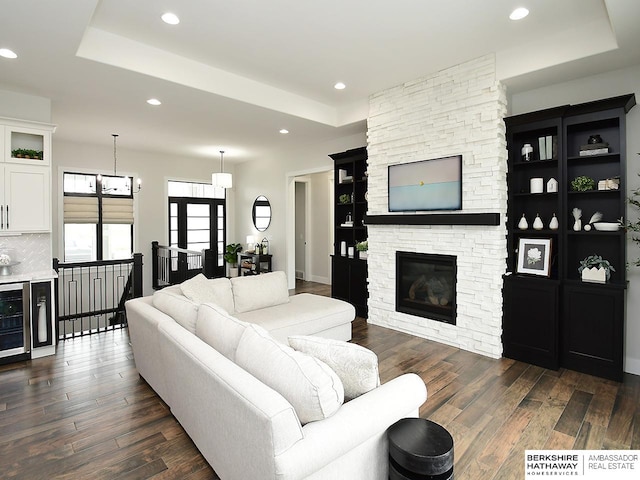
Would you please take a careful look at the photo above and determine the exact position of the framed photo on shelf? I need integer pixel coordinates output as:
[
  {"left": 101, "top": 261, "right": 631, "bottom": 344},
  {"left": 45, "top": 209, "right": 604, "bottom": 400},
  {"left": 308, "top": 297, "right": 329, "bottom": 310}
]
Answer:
[{"left": 517, "top": 238, "right": 552, "bottom": 277}]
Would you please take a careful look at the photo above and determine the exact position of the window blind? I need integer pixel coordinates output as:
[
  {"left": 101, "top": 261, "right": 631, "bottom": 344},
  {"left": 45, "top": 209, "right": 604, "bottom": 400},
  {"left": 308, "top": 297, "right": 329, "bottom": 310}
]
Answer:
[
  {"left": 63, "top": 196, "right": 99, "bottom": 224},
  {"left": 102, "top": 197, "right": 134, "bottom": 224}
]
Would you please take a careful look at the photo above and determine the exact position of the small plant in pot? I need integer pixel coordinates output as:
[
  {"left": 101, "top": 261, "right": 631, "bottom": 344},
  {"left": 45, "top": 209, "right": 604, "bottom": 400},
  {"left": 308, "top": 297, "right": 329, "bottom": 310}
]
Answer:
[
  {"left": 224, "top": 243, "right": 243, "bottom": 277},
  {"left": 356, "top": 240, "right": 368, "bottom": 260},
  {"left": 571, "top": 175, "right": 596, "bottom": 192},
  {"left": 578, "top": 254, "right": 615, "bottom": 283}
]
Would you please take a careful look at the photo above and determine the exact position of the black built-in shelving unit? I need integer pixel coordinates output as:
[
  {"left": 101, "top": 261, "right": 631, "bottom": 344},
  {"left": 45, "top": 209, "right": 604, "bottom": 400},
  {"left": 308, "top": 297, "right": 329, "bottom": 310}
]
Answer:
[
  {"left": 503, "top": 94, "right": 635, "bottom": 381},
  {"left": 330, "top": 147, "right": 368, "bottom": 318}
]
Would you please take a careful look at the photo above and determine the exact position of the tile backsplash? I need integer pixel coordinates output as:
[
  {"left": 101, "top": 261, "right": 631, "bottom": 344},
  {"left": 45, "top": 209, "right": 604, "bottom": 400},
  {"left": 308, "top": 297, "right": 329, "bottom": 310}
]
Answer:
[{"left": 0, "top": 233, "right": 52, "bottom": 273}]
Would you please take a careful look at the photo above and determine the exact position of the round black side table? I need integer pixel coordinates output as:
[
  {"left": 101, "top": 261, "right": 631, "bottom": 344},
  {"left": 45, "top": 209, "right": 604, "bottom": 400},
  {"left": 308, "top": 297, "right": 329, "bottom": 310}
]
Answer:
[{"left": 387, "top": 418, "right": 454, "bottom": 480}]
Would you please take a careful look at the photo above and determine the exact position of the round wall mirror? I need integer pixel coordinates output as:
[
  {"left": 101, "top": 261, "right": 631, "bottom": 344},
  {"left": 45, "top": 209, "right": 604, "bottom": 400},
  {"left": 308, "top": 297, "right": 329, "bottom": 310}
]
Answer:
[{"left": 252, "top": 195, "right": 272, "bottom": 231}]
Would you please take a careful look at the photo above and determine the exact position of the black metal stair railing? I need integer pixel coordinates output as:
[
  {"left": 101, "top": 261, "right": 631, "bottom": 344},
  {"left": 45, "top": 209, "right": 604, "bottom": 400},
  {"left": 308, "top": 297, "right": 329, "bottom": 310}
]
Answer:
[
  {"left": 53, "top": 254, "right": 143, "bottom": 340},
  {"left": 151, "top": 241, "right": 216, "bottom": 289}
]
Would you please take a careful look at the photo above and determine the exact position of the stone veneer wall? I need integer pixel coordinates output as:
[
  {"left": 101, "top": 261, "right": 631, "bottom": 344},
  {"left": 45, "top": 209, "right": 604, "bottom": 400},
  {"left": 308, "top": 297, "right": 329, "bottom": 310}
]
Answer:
[{"left": 366, "top": 55, "right": 508, "bottom": 358}]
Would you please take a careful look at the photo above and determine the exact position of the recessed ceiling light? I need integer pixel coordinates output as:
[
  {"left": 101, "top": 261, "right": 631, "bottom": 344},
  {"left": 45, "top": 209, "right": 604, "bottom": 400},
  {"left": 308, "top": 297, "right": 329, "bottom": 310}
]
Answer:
[
  {"left": 161, "top": 12, "right": 180, "bottom": 25},
  {"left": 279, "top": 129, "right": 289, "bottom": 134},
  {"left": 334, "top": 82, "right": 346, "bottom": 90},
  {"left": 147, "top": 98, "right": 162, "bottom": 106},
  {"left": 509, "top": 7, "right": 529, "bottom": 20},
  {"left": 0, "top": 48, "right": 17, "bottom": 59}
]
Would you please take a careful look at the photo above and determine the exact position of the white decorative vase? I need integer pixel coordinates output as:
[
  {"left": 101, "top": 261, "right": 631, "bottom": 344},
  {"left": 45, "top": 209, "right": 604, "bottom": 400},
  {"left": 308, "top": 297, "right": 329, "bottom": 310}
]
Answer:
[
  {"left": 549, "top": 214, "right": 559, "bottom": 230},
  {"left": 521, "top": 143, "right": 533, "bottom": 161},
  {"left": 518, "top": 214, "right": 528, "bottom": 230},
  {"left": 533, "top": 214, "right": 543, "bottom": 230},
  {"left": 530, "top": 177, "right": 544, "bottom": 194},
  {"left": 573, "top": 219, "right": 582, "bottom": 231},
  {"left": 581, "top": 267, "right": 606, "bottom": 283}
]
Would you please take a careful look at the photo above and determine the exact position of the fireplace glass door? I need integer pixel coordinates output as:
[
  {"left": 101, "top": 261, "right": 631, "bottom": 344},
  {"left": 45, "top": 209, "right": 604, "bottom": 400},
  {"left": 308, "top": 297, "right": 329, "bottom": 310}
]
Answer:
[{"left": 396, "top": 251, "right": 457, "bottom": 325}]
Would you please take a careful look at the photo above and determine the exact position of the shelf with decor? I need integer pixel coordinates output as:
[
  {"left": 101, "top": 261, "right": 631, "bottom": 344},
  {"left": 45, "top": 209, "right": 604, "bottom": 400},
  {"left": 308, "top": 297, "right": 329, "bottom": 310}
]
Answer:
[
  {"left": 330, "top": 146, "right": 368, "bottom": 317},
  {"left": 503, "top": 93, "right": 635, "bottom": 381},
  {"left": 238, "top": 253, "right": 272, "bottom": 276}
]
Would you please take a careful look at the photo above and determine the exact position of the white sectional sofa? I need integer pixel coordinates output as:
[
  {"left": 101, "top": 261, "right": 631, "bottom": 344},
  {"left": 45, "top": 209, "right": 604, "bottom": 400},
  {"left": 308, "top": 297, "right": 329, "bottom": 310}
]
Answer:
[{"left": 125, "top": 272, "right": 427, "bottom": 480}]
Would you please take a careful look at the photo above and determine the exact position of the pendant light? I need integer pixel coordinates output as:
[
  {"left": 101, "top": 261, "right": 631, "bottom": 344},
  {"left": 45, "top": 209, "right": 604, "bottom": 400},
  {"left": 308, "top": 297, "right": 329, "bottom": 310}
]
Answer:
[
  {"left": 99, "top": 134, "right": 142, "bottom": 194},
  {"left": 212, "top": 150, "right": 232, "bottom": 189}
]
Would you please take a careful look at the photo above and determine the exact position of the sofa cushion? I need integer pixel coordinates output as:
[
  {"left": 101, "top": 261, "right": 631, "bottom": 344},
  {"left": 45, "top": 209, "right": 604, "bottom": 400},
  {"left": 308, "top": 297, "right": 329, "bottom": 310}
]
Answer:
[
  {"left": 235, "top": 293, "right": 354, "bottom": 342},
  {"left": 152, "top": 285, "right": 199, "bottom": 334},
  {"left": 231, "top": 271, "right": 290, "bottom": 314},
  {"left": 196, "top": 303, "right": 248, "bottom": 361},
  {"left": 288, "top": 336, "right": 380, "bottom": 401},
  {"left": 180, "top": 274, "right": 235, "bottom": 314},
  {"left": 235, "top": 324, "right": 344, "bottom": 424}
]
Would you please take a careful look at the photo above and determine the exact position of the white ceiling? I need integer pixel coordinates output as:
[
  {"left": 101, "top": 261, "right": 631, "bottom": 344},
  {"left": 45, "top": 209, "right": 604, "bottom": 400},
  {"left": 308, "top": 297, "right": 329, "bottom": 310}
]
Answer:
[{"left": 1, "top": 0, "right": 639, "bottom": 164}]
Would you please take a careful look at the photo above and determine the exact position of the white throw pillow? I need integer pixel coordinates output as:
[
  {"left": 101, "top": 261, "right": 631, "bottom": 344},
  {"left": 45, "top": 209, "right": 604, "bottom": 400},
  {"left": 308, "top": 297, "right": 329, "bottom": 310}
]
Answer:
[
  {"left": 231, "top": 271, "right": 290, "bottom": 313},
  {"left": 196, "top": 303, "right": 248, "bottom": 361},
  {"left": 180, "top": 274, "right": 235, "bottom": 314},
  {"left": 288, "top": 336, "right": 380, "bottom": 401},
  {"left": 152, "top": 286, "right": 199, "bottom": 334},
  {"left": 235, "top": 324, "right": 344, "bottom": 424}
]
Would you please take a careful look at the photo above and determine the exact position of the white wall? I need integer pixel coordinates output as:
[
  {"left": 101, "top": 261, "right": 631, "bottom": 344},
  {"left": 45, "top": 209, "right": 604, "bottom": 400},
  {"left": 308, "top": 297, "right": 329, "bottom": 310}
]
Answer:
[
  {"left": 54, "top": 132, "right": 363, "bottom": 295},
  {"left": 509, "top": 63, "right": 640, "bottom": 374},
  {"left": 52, "top": 139, "right": 235, "bottom": 296},
  {"left": 232, "top": 132, "right": 366, "bottom": 288},
  {"left": 0, "top": 89, "right": 51, "bottom": 123}
]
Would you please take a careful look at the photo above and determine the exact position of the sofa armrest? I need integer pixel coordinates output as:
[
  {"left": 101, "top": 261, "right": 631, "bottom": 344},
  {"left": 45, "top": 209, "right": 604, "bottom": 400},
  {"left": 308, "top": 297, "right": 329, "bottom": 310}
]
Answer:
[
  {"left": 125, "top": 296, "right": 173, "bottom": 402},
  {"left": 158, "top": 320, "right": 304, "bottom": 480},
  {"left": 274, "top": 373, "right": 427, "bottom": 479}
]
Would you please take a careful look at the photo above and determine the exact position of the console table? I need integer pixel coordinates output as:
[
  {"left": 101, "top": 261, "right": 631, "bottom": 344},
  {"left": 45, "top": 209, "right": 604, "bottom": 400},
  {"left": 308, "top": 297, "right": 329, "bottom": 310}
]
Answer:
[{"left": 238, "top": 253, "right": 272, "bottom": 276}]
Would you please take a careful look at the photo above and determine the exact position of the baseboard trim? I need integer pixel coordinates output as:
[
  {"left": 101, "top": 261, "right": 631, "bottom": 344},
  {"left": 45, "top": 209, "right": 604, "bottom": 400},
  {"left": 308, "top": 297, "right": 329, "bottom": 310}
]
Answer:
[
  {"left": 624, "top": 356, "right": 640, "bottom": 376},
  {"left": 310, "top": 275, "right": 330, "bottom": 285}
]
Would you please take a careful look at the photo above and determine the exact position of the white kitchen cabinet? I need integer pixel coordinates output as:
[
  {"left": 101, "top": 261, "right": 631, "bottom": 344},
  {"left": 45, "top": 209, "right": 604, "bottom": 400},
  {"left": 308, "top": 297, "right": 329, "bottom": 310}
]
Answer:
[
  {"left": 0, "top": 117, "right": 54, "bottom": 233},
  {"left": 0, "top": 164, "right": 50, "bottom": 232}
]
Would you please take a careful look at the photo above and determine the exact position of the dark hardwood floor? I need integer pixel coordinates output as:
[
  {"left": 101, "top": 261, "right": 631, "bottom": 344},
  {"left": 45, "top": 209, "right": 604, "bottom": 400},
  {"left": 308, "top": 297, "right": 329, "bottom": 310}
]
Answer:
[{"left": 0, "top": 280, "right": 638, "bottom": 479}]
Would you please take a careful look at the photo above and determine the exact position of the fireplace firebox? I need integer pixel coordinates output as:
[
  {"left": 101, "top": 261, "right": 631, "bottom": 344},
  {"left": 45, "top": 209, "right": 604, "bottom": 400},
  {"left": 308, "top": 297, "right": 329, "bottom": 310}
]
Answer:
[{"left": 396, "top": 251, "right": 457, "bottom": 325}]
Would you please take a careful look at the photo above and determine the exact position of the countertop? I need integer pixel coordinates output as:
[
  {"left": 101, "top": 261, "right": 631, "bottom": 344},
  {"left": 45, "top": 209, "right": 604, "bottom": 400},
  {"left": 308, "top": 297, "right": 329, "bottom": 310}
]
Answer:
[{"left": 0, "top": 269, "right": 58, "bottom": 285}]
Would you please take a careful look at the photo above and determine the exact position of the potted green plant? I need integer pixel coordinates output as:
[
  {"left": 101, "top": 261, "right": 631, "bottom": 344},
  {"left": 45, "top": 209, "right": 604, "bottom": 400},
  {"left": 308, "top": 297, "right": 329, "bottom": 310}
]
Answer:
[
  {"left": 571, "top": 175, "right": 595, "bottom": 192},
  {"left": 224, "top": 243, "right": 243, "bottom": 277},
  {"left": 578, "top": 254, "right": 615, "bottom": 283},
  {"left": 627, "top": 165, "right": 640, "bottom": 267},
  {"left": 356, "top": 240, "right": 368, "bottom": 260}
]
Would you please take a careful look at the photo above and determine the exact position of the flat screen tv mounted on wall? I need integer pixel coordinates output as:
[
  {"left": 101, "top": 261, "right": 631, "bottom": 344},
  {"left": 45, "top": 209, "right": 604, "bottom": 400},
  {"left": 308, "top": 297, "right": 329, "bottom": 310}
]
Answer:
[{"left": 388, "top": 155, "right": 462, "bottom": 212}]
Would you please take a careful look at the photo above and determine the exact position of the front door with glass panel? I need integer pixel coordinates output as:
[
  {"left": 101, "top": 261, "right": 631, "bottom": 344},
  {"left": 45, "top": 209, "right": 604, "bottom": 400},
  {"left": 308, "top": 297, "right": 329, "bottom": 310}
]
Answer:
[{"left": 169, "top": 198, "right": 225, "bottom": 279}]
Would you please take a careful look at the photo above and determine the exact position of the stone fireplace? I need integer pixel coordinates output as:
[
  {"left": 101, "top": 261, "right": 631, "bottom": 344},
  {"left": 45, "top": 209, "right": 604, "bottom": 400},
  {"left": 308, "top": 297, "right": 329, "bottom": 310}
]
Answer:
[
  {"left": 396, "top": 251, "right": 456, "bottom": 325},
  {"left": 365, "top": 54, "right": 508, "bottom": 359}
]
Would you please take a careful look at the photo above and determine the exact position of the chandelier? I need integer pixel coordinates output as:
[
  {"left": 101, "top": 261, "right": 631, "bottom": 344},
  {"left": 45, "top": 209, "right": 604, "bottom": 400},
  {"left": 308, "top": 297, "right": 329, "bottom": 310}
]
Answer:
[{"left": 98, "top": 134, "right": 142, "bottom": 194}]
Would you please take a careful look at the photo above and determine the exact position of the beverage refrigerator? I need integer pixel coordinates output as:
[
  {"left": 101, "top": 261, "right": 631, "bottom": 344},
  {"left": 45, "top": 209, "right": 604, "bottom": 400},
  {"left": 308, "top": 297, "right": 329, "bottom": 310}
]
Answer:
[{"left": 0, "top": 282, "right": 30, "bottom": 360}]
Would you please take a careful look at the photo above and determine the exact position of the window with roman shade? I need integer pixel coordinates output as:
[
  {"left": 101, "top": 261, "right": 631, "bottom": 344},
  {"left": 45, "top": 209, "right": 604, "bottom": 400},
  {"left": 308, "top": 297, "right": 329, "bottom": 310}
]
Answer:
[{"left": 63, "top": 172, "right": 135, "bottom": 261}]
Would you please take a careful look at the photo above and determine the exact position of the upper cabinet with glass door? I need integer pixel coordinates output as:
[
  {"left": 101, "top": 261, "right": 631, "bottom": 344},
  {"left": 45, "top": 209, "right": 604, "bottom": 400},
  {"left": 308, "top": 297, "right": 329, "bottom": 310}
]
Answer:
[{"left": 1, "top": 117, "right": 56, "bottom": 166}]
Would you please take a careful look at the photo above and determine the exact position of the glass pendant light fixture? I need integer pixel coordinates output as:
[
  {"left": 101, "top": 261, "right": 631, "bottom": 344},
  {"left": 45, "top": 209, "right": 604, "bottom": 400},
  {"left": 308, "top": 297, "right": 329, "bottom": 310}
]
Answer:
[{"left": 212, "top": 150, "right": 232, "bottom": 189}]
